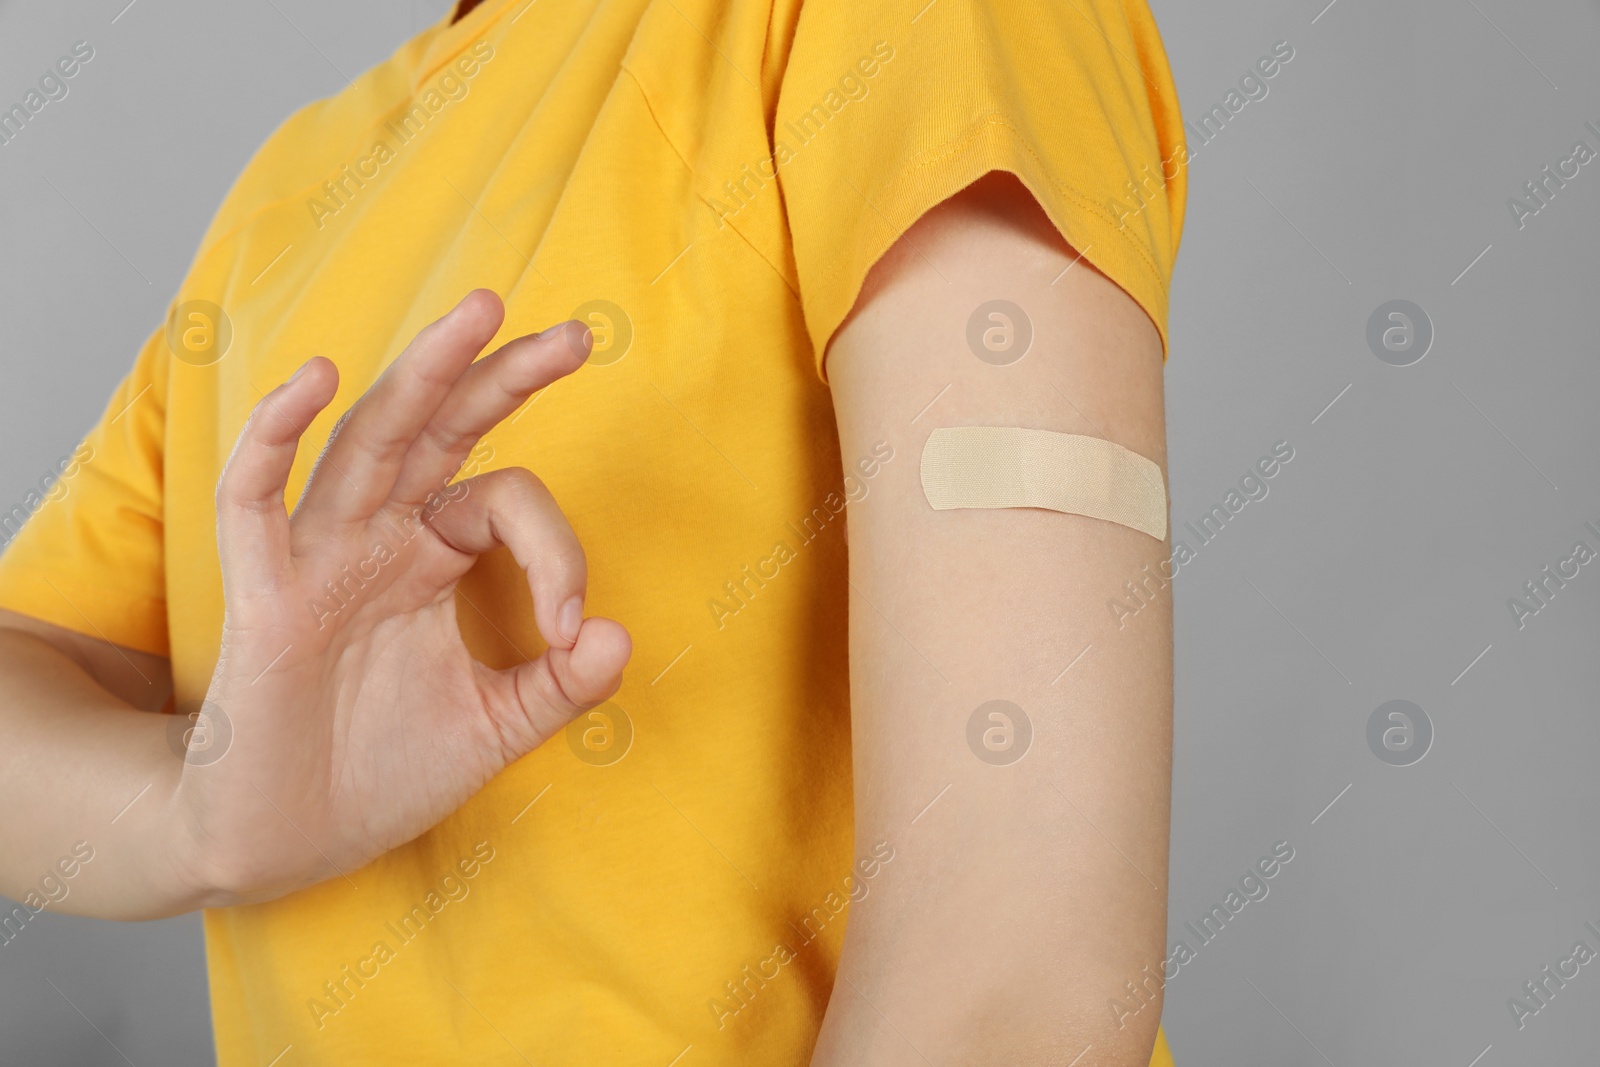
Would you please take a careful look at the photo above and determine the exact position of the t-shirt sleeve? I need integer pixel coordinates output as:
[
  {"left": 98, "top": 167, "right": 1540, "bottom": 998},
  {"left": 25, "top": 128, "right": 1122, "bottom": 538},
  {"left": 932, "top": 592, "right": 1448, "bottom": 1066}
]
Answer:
[
  {"left": 0, "top": 323, "right": 171, "bottom": 657},
  {"left": 773, "top": 0, "right": 1188, "bottom": 382}
]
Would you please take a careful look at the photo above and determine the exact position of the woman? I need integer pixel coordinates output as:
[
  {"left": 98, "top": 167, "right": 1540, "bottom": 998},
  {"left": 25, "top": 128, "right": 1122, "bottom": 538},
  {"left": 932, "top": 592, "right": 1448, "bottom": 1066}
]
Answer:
[{"left": 0, "top": 0, "right": 1185, "bottom": 1062}]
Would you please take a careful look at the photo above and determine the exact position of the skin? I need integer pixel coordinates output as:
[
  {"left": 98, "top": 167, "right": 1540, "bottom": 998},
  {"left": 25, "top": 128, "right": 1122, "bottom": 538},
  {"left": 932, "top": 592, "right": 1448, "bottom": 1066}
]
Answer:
[
  {"left": 0, "top": 175, "right": 1171, "bottom": 1063},
  {"left": 0, "top": 292, "right": 630, "bottom": 917},
  {"left": 813, "top": 173, "right": 1172, "bottom": 1065}
]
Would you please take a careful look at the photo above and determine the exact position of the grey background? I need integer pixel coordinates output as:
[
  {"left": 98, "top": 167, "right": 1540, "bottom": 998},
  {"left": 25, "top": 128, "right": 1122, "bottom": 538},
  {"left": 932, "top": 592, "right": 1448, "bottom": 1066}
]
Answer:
[{"left": 1, "top": 0, "right": 1596, "bottom": 1063}]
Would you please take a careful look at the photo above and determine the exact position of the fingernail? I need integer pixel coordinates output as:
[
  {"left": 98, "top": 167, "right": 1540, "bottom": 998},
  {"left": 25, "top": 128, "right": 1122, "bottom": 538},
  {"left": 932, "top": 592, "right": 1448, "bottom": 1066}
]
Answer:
[
  {"left": 542, "top": 321, "right": 592, "bottom": 360},
  {"left": 557, "top": 596, "right": 584, "bottom": 644},
  {"left": 289, "top": 360, "right": 310, "bottom": 383}
]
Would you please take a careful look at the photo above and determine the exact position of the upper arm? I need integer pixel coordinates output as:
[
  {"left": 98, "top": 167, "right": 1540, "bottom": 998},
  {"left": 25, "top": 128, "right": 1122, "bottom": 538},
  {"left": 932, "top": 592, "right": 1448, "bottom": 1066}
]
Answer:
[
  {"left": 820, "top": 172, "right": 1172, "bottom": 1061},
  {"left": 0, "top": 607, "right": 172, "bottom": 712},
  {"left": 0, "top": 316, "right": 171, "bottom": 712}
]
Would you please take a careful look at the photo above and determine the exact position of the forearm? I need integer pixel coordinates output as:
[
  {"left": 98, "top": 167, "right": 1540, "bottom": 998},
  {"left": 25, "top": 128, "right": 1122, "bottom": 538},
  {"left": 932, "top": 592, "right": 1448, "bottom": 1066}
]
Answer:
[{"left": 0, "top": 628, "right": 202, "bottom": 920}]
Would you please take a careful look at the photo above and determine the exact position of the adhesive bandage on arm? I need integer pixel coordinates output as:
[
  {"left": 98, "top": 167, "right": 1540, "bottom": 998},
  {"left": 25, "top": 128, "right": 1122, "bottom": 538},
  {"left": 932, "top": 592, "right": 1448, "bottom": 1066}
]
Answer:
[{"left": 919, "top": 426, "right": 1168, "bottom": 541}]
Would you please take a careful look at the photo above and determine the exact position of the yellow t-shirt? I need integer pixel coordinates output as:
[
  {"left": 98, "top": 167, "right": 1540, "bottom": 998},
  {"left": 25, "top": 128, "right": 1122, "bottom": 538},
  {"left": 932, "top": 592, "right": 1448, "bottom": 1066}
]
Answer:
[{"left": 0, "top": 0, "right": 1185, "bottom": 1063}]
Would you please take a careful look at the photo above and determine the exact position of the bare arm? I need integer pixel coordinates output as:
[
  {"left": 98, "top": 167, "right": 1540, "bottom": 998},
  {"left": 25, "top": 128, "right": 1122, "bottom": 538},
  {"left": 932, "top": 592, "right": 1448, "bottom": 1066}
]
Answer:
[
  {"left": 0, "top": 610, "right": 191, "bottom": 918},
  {"left": 812, "top": 174, "right": 1173, "bottom": 1065}
]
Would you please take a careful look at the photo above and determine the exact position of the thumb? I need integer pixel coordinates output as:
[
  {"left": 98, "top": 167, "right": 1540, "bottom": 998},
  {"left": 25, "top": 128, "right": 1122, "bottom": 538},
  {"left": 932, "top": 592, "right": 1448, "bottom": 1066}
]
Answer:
[{"left": 483, "top": 616, "right": 632, "bottom": 755}]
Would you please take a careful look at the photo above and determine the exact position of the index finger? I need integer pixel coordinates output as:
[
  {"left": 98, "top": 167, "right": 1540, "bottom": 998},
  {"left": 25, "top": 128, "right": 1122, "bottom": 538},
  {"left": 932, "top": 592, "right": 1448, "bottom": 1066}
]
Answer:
[
  {"left": 295, "top": 289, "right": 505, "bottom": 527},
  {"left": 387, "top": 320, "right": 592, "bottom": 508}
]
